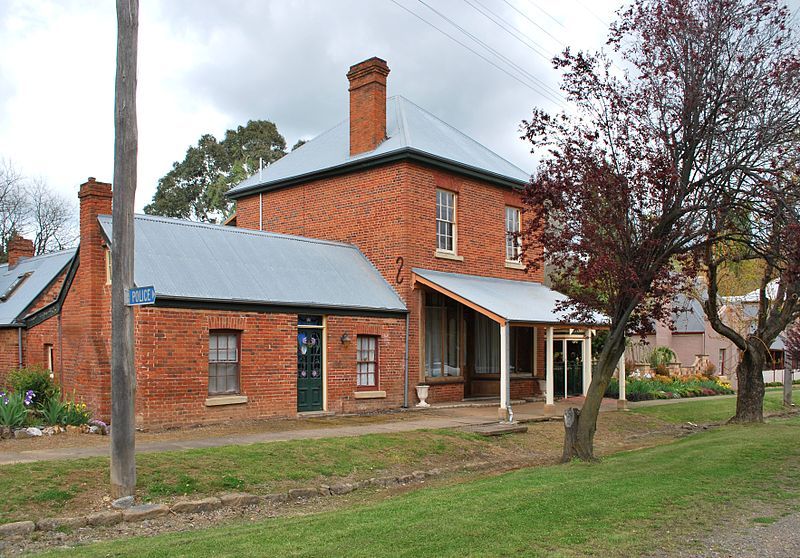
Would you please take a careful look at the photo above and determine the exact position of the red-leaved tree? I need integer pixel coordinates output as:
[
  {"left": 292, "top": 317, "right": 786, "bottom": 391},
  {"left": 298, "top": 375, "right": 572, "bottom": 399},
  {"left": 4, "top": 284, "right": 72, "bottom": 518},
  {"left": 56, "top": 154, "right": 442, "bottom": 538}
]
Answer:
[{"left": 521, "top": 0, "right": 800, "bottom": 460}]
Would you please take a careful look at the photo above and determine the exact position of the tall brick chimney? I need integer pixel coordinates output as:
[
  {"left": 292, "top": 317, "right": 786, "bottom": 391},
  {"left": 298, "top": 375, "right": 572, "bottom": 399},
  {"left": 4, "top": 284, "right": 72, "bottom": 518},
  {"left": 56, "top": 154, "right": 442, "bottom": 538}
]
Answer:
[
  {"left": 78, "top": 177, "right": 112, "bottom": 292},
  {"left": 347, "top": 57, "right": 390, "bottom": 156},
  {"left": 7, "top": 235, "right": 34, "bottom": 267}
]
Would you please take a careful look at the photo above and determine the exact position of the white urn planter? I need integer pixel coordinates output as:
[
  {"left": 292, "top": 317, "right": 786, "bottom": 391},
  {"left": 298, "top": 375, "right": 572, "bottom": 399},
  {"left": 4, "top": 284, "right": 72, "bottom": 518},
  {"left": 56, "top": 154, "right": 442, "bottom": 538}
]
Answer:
[{"left": 415, "top": 384, "right": 431, "bottom": 408}]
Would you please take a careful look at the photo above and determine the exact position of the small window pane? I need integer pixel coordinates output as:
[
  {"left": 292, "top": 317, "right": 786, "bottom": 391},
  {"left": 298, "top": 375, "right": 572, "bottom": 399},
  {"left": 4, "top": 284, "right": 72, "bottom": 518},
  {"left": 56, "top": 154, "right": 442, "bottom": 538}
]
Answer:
[{"left": 209, "top": 332, "right": 240, "bottom": 395}]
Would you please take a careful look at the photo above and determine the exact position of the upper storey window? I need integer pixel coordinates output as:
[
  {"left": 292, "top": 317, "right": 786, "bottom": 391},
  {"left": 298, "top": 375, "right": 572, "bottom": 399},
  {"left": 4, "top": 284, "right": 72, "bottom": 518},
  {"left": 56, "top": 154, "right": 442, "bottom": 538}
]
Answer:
[
  {"left": 436, "top": 189, "right": 456, "bottom": 253},
  {"left": 505, "top": 206, "right": 521, "bottom": 262}
]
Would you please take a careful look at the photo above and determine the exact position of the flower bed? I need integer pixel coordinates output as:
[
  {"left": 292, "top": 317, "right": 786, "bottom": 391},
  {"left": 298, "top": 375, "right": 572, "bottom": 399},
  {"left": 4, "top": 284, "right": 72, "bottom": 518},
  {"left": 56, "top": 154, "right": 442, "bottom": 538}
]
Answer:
[
  {"left": 1, "top": 367, "right": 100, "bottom": 440},
  {"left": 605, "top": 374, "right": 734, "bottom": 402}
]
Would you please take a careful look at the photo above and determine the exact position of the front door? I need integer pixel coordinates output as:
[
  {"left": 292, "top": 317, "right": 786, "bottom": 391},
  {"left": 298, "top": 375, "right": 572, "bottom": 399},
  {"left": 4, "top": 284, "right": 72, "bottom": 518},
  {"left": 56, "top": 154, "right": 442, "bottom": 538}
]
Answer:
[{"left": 297, "top": 316, "right": 324, "bottom": 412}]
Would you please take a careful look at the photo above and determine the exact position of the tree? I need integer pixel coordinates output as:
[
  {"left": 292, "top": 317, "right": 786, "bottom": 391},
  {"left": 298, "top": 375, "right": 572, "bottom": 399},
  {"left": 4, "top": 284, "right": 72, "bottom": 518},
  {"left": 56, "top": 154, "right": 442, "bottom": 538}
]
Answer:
[
  {"left": 27, "top": 179, "right": 78, "bottom": 254},
  {"left": 144, "top": 120, "right": 287, "bottom": 223},
  {"left": 0, "top": 160, "right": 77, "bottom": 262},
  {"left": 520, "top": 0, "right": 800, "bottom": 460}
]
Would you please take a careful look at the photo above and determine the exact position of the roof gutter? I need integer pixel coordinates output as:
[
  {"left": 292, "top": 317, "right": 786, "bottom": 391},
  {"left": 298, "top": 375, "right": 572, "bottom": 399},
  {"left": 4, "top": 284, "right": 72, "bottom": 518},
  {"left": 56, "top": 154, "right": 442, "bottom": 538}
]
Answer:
[
  {"left": 226, "top": 147, "right": 528, "bottom": 200},
  {"left": 153, "top": 295, "right": 408, "bottom": 318}
]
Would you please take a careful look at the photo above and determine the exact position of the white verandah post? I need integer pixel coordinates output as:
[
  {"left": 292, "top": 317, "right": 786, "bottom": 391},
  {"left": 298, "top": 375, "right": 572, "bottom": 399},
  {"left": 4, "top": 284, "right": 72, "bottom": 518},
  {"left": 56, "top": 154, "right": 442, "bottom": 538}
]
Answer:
[
  {"left": 545, "top": 326, "right": 555, "bottom": 412},
  {"left": 499, "top": 323, "right": 510, "bottom": 421},
  {"left": 618, "top": 352, "right": 627, "bottom": 410},
  {"left": 582, "top": 329, "right": 592, "bottom": 396}
]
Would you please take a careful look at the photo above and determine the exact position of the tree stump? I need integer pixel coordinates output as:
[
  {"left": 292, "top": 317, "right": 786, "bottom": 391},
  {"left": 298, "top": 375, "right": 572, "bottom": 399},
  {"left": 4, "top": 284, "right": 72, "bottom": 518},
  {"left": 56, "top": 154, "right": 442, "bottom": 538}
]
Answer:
[{"left": 561, "top": 407, "right": 581, "bottom": 462}]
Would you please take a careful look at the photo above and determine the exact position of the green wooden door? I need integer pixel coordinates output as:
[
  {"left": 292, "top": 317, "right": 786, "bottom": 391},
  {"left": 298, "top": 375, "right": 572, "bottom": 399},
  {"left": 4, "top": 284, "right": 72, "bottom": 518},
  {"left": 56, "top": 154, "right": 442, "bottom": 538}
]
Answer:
[{"left": 297, "top": 322, "right": 323, "bottom": 412}]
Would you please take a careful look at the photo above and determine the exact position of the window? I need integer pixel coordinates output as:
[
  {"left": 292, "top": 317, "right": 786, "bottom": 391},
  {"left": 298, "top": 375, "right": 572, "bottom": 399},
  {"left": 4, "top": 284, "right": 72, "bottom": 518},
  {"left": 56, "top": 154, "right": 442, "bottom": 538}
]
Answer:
[
  {"left": 45, "top": 344, "right": 54, "bottom": 379},
  {"left": 0, "top": 272, "right": 31, "bottom": 301},
  {"left": 209, "top": 331, "right": 240, "bottom": 395},
  {"left": 505, "top": 206, "right": 521, "bottom": 261},
  {"left": 719, "top": 348, "right": 726, "bottom": 375},
  {"left": 510, "top": 327, "right": 535, "bottom": 375},
  {"left": 356, "top": 336, "right": 378, "bottom": 387},
  {"left": 105, "top": 249, "right": 112, "bottom": 285},
  {"left": 436, "top": 189, "right": 456, "bottom": 253},
  {"left": 424, "top": 291, "right": 461, "bottom": 377}
]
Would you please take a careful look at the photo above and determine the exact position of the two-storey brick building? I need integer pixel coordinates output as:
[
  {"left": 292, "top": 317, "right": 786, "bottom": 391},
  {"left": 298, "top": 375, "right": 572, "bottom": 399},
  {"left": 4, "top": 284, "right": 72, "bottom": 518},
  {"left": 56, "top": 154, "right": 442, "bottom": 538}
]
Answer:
[
  {"left": 227, "top": 57, "right": 602, "bottom": 419},
  {"left": 6, "top": 57, "right": 604, "bottom": 427}
]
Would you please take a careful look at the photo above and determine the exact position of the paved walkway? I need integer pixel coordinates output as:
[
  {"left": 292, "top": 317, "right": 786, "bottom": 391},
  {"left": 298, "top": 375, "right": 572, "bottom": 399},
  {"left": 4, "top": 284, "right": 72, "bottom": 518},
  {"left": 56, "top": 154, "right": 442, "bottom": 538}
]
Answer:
[{"left": 0, "top": 397, "right": 618, "bottom": 465}]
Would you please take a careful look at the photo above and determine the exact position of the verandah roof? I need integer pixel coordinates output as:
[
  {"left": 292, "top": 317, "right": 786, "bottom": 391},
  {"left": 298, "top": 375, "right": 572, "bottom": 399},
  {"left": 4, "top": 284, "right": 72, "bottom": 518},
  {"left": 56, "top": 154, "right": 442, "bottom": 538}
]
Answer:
[{"left": 411, "top": 268, "right": 606, "bottom": 327}]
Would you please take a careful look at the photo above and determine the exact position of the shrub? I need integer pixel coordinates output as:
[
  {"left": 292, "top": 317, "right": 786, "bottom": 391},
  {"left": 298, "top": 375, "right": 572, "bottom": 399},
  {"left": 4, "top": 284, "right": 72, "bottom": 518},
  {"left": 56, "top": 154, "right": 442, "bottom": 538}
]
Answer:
[
  {"left": 649, "top": 347, "right": 676, "bottom": 369},
  {"left": 0, "top": 390, "right": 35, "bottom": 428},
  {"left": 605, "top": 378, "right": 620, "bottom": 398},
  {"left": 5, "top": 367, "right": 58, "bottom": 410}
]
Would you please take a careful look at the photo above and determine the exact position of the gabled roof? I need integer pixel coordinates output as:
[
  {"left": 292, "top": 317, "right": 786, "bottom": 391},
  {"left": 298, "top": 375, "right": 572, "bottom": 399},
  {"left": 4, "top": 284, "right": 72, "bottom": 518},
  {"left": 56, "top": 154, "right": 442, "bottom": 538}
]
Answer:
[
  {"left": 228, "top": 96, "right": 530, "bottom": 198},
  {"left": 0, "top": 249, "right": 76, "bottom": 326},
  {"left": 671, "top": 295, "right": 706, "bottom": 334},
  {"left": 97, "top": 214, "right": 406, "bottom": 315},
  {"left": 412, "top": 268, "right": 606, "bottom": 326}
]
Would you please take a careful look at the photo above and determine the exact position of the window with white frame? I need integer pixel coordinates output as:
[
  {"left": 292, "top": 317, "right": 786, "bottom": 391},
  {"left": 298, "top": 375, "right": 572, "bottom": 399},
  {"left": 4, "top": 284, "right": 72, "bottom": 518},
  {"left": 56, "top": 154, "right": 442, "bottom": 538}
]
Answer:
[
  {"left": 505, "top": 206, "right": 521, "bottom": 261},
  {"left": 356, "top": 335, "right": 378, "bottom": 387},
  {"left": 209, "top": 331, "right": 240, "bottom": 395},
  {"left": 436, "top": 189, "right": 456, "bottom": 252}
]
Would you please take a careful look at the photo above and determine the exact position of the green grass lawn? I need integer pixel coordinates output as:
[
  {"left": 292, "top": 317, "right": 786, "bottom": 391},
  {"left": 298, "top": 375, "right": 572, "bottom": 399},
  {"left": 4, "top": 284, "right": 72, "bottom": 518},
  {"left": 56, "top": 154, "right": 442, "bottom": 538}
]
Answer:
[
  {"left": 631, "top": 388, "right": 799, "bottom": 424},
  {"left": 41, "top": 417, "right": 800, "bottom": 558},
  {"left": 0, "top": 430, "right": 487, "bottom": 525}
]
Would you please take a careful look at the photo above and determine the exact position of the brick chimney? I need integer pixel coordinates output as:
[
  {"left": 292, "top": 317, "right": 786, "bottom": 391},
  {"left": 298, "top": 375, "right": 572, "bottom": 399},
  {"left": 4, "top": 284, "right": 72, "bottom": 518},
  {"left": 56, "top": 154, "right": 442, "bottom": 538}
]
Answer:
[
  {"left": 78, "top": 177, "right": 112, "bottom": 291},
  {"left": 7, "top": 235, "right": 34, "bottom": 267},
  {"left": 347, "top": 57, "right": 390, "bottom": 156}
]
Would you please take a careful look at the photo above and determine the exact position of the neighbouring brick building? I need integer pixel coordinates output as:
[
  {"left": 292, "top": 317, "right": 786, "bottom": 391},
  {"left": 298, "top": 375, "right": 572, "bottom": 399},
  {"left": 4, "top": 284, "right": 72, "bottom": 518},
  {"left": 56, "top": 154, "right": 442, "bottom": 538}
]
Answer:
[{"left": 4, "top": 57, "right": 606, "bottom": 427}]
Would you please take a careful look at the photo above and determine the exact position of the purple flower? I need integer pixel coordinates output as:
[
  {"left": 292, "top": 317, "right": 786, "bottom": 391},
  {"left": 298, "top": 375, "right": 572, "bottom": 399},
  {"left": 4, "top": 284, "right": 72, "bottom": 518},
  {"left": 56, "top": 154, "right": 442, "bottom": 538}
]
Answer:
[
  {"left": 23, "top": 390, "right": 35, "bottom": 406},
  {"left": 0, "top": 391, "right": 7, "bottom": 405}
]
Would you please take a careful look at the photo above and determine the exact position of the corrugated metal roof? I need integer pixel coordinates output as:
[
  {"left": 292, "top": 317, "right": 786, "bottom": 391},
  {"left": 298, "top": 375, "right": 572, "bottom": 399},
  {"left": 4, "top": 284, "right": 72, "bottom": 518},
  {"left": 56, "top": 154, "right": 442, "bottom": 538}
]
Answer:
[
  {"left": 0, "top": 249, "right": 75, "bottom": 326},
  {"left": 98, "top": 215, "right": 406, "bottom": 314},
  {"left": 413, "top": 268, "right": 605, "bottom": 325},
  {"left": 228, "top": 96, "right": 530, "bottom": 197}
]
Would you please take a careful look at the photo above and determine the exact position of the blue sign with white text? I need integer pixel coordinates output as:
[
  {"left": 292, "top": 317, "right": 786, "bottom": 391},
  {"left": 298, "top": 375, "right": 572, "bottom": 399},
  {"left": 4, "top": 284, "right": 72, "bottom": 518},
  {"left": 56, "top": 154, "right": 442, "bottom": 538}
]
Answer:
[{"left": 127, "top": 286, "right": 156, "bottom": 306}]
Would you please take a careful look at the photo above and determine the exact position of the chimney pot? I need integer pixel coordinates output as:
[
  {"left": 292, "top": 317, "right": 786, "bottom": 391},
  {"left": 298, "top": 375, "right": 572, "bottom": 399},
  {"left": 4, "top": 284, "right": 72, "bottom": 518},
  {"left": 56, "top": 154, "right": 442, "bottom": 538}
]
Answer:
[{"left": 347, "top": 57, "right": 390, "bottom": 156}]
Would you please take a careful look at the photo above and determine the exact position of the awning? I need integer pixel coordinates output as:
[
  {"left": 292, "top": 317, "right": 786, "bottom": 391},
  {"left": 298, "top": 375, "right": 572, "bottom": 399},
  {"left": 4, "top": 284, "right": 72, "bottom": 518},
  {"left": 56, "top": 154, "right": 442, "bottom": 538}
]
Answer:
[{"left": 412, "top": 268, "right": 606, "bottom": 327}]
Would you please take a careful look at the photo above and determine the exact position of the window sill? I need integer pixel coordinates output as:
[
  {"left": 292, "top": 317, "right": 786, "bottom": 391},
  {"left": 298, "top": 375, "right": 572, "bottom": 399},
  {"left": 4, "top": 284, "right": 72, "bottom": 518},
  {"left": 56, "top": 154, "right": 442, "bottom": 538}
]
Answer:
[
  {"left": 504, "top": 260, "right": 525, "bottom": 270},
  {"left": 424, "top": 375, "right": 464, "bottom": 384},
  {"left": 353, "top": 390, "right": 386, "bottom": 399},
  {"left": 434, "top": 250, "right": 464, "bottom": 262},
  {"left": 205, "top": 395, "right": 248, "bottom": 407}
]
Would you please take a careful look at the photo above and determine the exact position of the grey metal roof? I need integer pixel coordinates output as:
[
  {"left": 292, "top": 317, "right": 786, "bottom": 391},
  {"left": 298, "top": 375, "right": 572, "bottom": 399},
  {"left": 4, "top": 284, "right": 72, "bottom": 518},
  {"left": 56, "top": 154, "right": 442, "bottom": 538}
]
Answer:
[
  {"left": 672, "top": 295, "right": 706, "bottom": 333},
  {"left": 0, "top": 249, "right": 76, "bottom": 326},
  {"left": 412, "top": 268, "right": 606, "bottom": 325},
  {"left": 97, "top": 214, "right": 406, "bottom": 314},
  {"left": 228, "top": 96, "right": 530, "bottom": 197}
]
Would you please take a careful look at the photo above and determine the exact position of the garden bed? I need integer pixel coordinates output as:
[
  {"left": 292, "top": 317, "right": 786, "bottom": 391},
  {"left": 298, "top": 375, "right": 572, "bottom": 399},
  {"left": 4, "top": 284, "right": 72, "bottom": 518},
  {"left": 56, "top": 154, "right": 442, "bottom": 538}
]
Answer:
[{"left": 606, "top": 373, "right": 734, "bottom": 402}]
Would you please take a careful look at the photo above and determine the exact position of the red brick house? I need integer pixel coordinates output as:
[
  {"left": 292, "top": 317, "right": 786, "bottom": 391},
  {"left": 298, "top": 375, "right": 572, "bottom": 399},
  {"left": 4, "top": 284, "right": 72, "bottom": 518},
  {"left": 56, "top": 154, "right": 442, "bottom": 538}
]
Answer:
[{"left": 6, "top": 57, "right": 606, "bottom": 427}]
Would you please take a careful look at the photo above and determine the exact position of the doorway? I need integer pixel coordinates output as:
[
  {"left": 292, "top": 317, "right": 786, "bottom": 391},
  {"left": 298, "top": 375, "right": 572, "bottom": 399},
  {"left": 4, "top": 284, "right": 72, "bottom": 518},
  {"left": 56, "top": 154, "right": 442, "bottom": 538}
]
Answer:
[
  {"left": 553, "top": 339, "right": 584, "bottom": 398},
  {"left": 297, "top": 315, "right": 324, "bottom": 412}
]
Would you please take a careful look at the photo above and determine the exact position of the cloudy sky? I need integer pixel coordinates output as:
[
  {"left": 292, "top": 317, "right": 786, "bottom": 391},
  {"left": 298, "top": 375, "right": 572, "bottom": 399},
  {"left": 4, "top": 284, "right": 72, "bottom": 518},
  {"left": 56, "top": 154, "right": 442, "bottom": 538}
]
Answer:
[{"left": 0, "top": 0, "right": 795, "bottom": 212}]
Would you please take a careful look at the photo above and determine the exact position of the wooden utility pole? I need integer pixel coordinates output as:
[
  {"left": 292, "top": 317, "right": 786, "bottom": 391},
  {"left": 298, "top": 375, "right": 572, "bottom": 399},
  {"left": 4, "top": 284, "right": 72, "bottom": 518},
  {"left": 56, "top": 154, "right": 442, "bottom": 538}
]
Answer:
[
  {"left": 784, "top": 354, "right": 793, "bottom": 408},
  {"left": 110, "top": 0, "right": 138, "bottom": 499}
]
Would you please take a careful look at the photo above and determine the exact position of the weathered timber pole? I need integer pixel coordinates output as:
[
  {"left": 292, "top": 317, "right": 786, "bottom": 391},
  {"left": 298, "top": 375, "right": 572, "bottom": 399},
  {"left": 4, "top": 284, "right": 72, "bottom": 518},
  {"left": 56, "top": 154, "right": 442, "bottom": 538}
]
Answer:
[
  {"left": 784, "top": 354, "right": 793, "bottom": 408},
  {"left": 110, "top": 0, "right": 138, "bottom": 499}
]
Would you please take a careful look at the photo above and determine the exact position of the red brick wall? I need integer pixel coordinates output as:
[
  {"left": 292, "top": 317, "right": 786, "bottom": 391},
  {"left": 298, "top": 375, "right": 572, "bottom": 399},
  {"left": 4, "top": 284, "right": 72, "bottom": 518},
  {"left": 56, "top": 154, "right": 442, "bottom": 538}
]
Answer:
[
  {"left": 234, "top": 160, "right": 545, "bottom": 403},
  {"left": 0, "top": 329, "right": 20, "bottom": 385},
  {"left": 325, "top": 315, "right": 406, "bottom": 414}
]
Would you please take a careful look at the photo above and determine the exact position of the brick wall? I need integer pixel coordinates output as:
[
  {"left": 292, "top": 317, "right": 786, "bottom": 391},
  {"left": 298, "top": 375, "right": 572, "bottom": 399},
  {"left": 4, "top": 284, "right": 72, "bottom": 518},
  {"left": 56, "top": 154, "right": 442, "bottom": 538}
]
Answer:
[{"left": 0, "top": 329, "right": 20, "bottom": 385}]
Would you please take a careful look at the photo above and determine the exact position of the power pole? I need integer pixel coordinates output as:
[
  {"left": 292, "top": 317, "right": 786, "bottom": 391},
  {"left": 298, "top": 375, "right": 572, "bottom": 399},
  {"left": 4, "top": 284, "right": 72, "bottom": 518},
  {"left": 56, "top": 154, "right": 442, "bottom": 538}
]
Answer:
[
  {"left": 110, "top": 0, "right": 138, "bottom": 499},
  {"left": 784, "top": 353, "right": 793, "bottom": 408}
]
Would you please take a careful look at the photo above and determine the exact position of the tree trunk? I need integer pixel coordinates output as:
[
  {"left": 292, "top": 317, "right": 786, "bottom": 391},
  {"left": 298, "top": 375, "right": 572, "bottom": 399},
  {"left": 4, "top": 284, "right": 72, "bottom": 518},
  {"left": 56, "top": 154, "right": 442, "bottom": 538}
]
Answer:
[
  {"left": 730, "top": 340, "right": 766, "bottom": 423},
  {"left": 561, "top": 407, "right": 582, "bottom": 462},
  {"left": 110, "top": 0, "right": 138, "bottom": 499},
  {"left": 561, "top": 332, "right": 624, "bottom": 462}
]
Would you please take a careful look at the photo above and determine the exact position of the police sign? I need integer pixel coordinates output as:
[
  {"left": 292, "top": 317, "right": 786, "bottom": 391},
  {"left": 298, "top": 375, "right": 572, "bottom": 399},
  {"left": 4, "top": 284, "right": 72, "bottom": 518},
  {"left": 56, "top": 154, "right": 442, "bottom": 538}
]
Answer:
[{"left": 126, "top": 286, "right": 156, "bottom": 306}]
